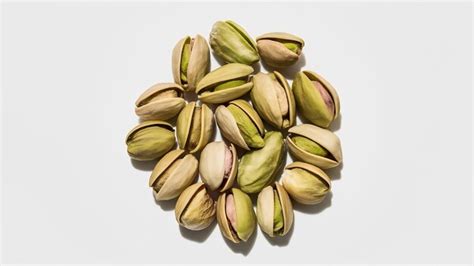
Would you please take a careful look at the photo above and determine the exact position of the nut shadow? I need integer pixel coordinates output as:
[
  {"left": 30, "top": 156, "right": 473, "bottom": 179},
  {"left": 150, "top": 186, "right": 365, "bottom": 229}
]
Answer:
[
  {"left": 179, "top": 220, "right": 217, "bottom": 243},
  {"left": 153, "top": 191, "right": 177, "bottom": 211},
  {"left": 293, "top": 192, "right": 332, "bottom": 214},
  {"left": 223, "top": 226, "right": 257, "bottom": 255},
  {"left": 262, "top": 221, "right": 294, "bottom": 246},
  {"left": 131, "top": 158, "right": 157, "bottom": 171},
  {"left": 261, "top": 53, "right": 306, "bottom": 80},
  {"left": 326, "top": 162, "right": 343, "bottom": 180}
]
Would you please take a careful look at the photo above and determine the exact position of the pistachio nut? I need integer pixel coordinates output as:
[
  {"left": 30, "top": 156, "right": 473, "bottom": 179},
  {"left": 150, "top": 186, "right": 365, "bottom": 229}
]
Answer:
[
  {"left": 149, "top": 149, "right": 198, "bottom": 201},
  {"left": 287, "top": 124, "right": 342, "bottom": 169},
  {"left": 282, "top": 162, "right": 331, "bottom": 205},
  {"left": 209, "top": 20, "right": 259, "bottom": 65},
  {"left": 176, "top": 102, "right": 214, "bottom": 154},
  {"left": 251, "top": 71, "right": 296, "bottom": 129},
  {"left": 215, "top": 99, "right": 265, "bottom": 150},
  {"left": 216, "top": 188, "right": 256, "bottom": 243},
  {"left": 125, "top": 120, "right": 175, "bottom": 161},
  {"left": 134, "top": 83, "right": 185, "bottom": 121},
  {"left": 256, "top": 182, "right": 293, "bottom": 237},
  {"left": 256, "top": 32, "right": 305, "bottom": 67},
  {"left": 175, "top": 183, "right": 216, "bottom": 231},
  {"left": 199, "top": 142, "right": 237, "bottom": 192},
  {"left": 172, "top": 35, "right": 210, "bottom": 91},
  {"left": 237, "top": 131, "right": 285, "bottom": 194},
  {"left": 196, "top": 63, "right": 254, "bottom": 104},
  {"left": 292, "top": 70, "right": 340, "bottom": 128}
]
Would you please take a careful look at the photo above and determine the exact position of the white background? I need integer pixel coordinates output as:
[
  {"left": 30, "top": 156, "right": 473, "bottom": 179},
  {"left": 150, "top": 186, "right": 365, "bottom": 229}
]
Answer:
[{"left": 1, "top": 2, "right": 472, "bottom": 264}]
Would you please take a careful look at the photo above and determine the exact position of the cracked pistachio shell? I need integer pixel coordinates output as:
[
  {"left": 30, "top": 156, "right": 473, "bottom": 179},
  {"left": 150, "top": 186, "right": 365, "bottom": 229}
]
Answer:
[
  {"left": 216, "top": 188, "right": 256, "bottom": 243},
  {"left": 256, "top": 32, "right": 305, "bottom": 67},
  {"left": 237, "top": 131, "right": 285, "bottom": 194},
  {"left": 282, "top": 162, "right": 331, "bottom": 205},
  {"left": 287, "top": 124, "right": 342, "bottom": 169},
  {"left": 293, "top": 70, "right": 340, "bottom": 128},
  {"left": 172, "top": 35, "right": 210, "bottom": 91},
  {"left": 199, "top": 142, "right": 237, "bottom": 192},
  {"left": 196, "top": 63, "right": 253, "bottom": 104},
  {"left": 215, "top": 99, "right": 265, "bottom": 150},
  {"left": 175, "top": 183, "right": 216, "bottom": 231},
  {"left": 149, "top": 149, "right": 198, "bottom": 201},
  {"left": 256, "top": 183, "right": 294, "bottom": 237},
  {"left": 176, "top": 102, "right": 214, "bottom": 154},
  {"left": 251, "top": 71, "right": 296, "bottom": 129},
  {"left": 125, "top": 120, "right": 175, "bottom": 161},
  {"left": 134, "top": 83, "right": 185, "bottom": 121},
  {"left": 209, "top": 20, "right": 259, "bottom": 65}
]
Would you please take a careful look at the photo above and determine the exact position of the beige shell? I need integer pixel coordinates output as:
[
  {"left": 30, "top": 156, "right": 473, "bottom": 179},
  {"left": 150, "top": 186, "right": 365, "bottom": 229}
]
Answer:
[
  {"left": 287, "top": 124, "right": 342, "bottom": 169},
  {"left": 176, "top": 102, "right": 214, "bottom": 154},
  {"left": 303, "top": 70, "right": 340, "bottom": 120},
  {"left": 134, "top": 83, "right": 185, "bottom": 121},
  {"left": 215, "top": 99, "right": 265, "bottom": 150},
  {"left": 256, "top": 183, "right": 294, "bottom": 237},
  {"left": 149, "top": 149, "right": 198, "bottom": 201},
  {"left": 256, "top": 32, "right": 305, "bottom": 67},
  {"left": 250, "top": 71, "right": 296, "bottom": 129},
  {"left": 199, "top": 142, "right": 237, "bottom": 192},
  {"left": 172, "top": 35, "right": 210, "bottom": 91},
  {"left": 125, "top": 120, "right": 174, "bottom": 144},
  {"left": 175, "top": 183, "right": 216, "bottom": 231},
  {"left": 196, "top": 63, "right": 254, "bottom": 104}
]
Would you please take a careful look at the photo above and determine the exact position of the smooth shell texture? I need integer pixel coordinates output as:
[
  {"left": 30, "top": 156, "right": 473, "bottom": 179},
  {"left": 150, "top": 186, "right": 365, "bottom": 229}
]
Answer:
[
  {"left": 287, "top": 124, "right": 342, "bottom": 169},
  {"left": 172, "top": 35, "right": 210, "bottom": 91},
  {"left": 175, "top": 183, "right": 216, "bottom": 230},
  {"left": 176, "top": 102, "right": 214, "bottom": 153},
  {"left": 256, "top": 32, "right": 305, "bottom": 67},
  {"left": 199, "top": 142, "right": 237, "bottom": 192},
  {"left": 256, "top": 183, "right": 293, "bottom": 237},
  {"left": 135, "top": 83, "right": 185, "bottom": 121}
]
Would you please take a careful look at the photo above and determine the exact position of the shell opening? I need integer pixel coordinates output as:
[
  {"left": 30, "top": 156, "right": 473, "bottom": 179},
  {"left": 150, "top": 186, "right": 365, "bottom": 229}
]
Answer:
[
  {"left": 312, "top": 81, "right": 335, "bottom": 117},
  {"left": 152, "top": 158, "right": 182, "bottom": 193},
  {"left": 273, "top": 190, "right": 284, "bottom": 234},
  {"left": 225, "top": 193, "right": 240, "bottom": 239},
  {"left": 186, "top": 107, "right": 202, "bottom": 150},
  {"left": 290, "top": 134, "right": 335, "bottom": 160}
]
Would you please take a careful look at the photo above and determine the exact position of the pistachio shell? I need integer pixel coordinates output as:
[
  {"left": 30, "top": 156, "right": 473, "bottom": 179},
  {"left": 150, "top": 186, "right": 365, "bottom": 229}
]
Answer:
[
  {"left": 149, "top": 149, "right": 198, "bottom": 200},
  {"left": 293, "top": 70, "right": 340, "bottom": 128},
  {"left": 251, "top": 72, "right": 295, "bottom": 129},
  {"left": 287, "top": 124, "right": 342, "bottom": 169},
  {"left": 256, "top": 183, "right": 293, "bottom": 237},
  {"left": 134, "top": 83, "right": 185, "bottom": 121},
  {"left": 125, "top": 120, "right": 175, "bottom": 161},
  {"left": 237, "top": 131, "right": 285, "bottom": 194},
  {"left": 175, "top": 183, "right": 216, "bottom": 230},
  {"left": 282, "top": 162, "right": 331, "bottom": 205},
  {"left": 172, "top": 35, "right": 210, "bottom": 91},
  {"left": 199, "top": 142, "right": 237, "bottom": 192},
  {"left": 176, "top": 102, "right": 214, "bottom": 154},
  {"left": 216, "top": 188, "right": 256, "bottom": 243},
  {"left": 209, "top": 20, "right": 259, "bottom": 65},
  {"left": 256, "top": 32, "right": 304, "bottom": 67}
]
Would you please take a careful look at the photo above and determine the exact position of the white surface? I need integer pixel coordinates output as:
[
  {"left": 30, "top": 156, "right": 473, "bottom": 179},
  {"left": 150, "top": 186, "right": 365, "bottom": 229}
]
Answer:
[{"left": 1, "top": 2, "right": 472, "bottom": 264}]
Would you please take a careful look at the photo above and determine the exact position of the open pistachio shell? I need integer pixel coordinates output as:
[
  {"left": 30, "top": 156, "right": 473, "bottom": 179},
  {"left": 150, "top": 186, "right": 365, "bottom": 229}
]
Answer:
[
  {"left": 216, "top": 188, "right": 256, "bottom": 243},
  {"left": 282, "top": 162, "right": 331, "bottom": 205},
  {"left": 215, "top": 99, "right": 265, "bottom": 150},
  {"left": 125, "top": 120, "right": 175, "bottom": 161},
  {"left": 287, "top": 124, "right": 342, "bottom": 169},
  {"left": 135, "top": 83, "right": 185, "bottom": 121},
  {"left": 256, "top": 183, "right": 294, "bottom": 237},
  {"left": 175, "top": 183, "right": 216, "bottom": 231},
  {"left": 196, "top": 63, "right": 253, "bottom": 104},
  {"left": 250, "top": 71, "right": 296, "bottom": 129},
  {"left": 256, "top": 32, "right": 305, "bottom": 67},
  {"left": 199, "top": 142, "right": 237, "bottom": 192},
  {"left": 237, "top": 131, "right": 285, "bottom": 194},
  {"left": 209, "top": 20, "right": 259, "bottom": 65},
  {"left": 172, "top": 35, "right": 210, "bottom": 91},
  {"left": 292, "top": 70, "right": 340, "bottom": 128},
  {"left": 149, "top": 149, "right": 198, "bottom": 201},
  {"left": 176, "top": 102, "right": 214, "bottom": 154}
]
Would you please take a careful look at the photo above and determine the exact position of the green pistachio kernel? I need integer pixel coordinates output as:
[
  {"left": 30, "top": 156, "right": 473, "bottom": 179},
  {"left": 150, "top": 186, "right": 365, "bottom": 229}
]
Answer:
[
  {"left": 292, "top": 135, "right": 329, "bottom": 157},
  {"left": 227, "top": 104, "right": 264, "bottom": 148},
  {"left": 180, "top": 43, "right": 191, "bottom": 82},
  {"left": 273, "top": 191, "right": 283, "bottom": 232},
  {"left": 214, "top": 79, "right": 247, "bottom": 92}
]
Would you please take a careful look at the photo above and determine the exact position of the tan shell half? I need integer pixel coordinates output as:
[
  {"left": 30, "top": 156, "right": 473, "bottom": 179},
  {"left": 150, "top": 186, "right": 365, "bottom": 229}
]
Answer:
[
  {"left": 134, "top": 83, "right": 185, "bottom": 121},
  {"left": 196, "top": 63, "right": 253, "bottom": 104},
  {"left": 215, "top": 99, "right": 265, "bottom": 150},
  {"left": 287, "top": 124, "right": 342, "bottom": 169},
  {"left": 303, "top": 70, "right": 340, "bottom": 120},
  {"left": 172, "top": 35, "right": 210, "bottom": 91},
  {"left": 175, "top": 182, "right": 216, "bottom": 230},
  {"left": 256, "top": 32, "right": 305, "bottom": 67},
  {"left": 250, "top": 71, "right": 296, "bottom": 129},
  {"left": 199, "top": 142, "right": 237, "bottom": 192},
  {"left": 283, "top": 162, "right": 331, "bottom": 205},
  {"left": 149, "top": 149, "right": 198, "bottom": 201},
  {"left": 256, "top": 183, "right": 294, "bottom": 237},
  {"left": 176, "top": 102, "right": 214, "bottom": 154},
  {"left": 125, "top": 120, "right": 174, "bottom": 144}
]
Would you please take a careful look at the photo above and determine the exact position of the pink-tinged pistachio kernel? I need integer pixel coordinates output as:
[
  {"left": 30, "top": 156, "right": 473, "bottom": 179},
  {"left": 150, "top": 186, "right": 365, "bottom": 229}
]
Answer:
[
  {"left": 313, "top": 81, "right": 335, "bottom": 115},
  {"left": 225, "top": 194, "right": 238, "bottom": 231}
]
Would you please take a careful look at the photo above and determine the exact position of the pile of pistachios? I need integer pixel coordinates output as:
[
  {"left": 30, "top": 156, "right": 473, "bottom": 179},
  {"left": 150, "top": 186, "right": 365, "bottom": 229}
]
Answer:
[{"left": 126, "top": 20, "right": 342, "bottom": 244}]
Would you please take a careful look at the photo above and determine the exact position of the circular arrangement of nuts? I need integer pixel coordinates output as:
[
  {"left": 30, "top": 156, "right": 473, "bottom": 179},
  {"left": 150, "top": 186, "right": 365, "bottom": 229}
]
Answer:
[{"left": 126, "top": 20, "right": 342, "bottom": 244}]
